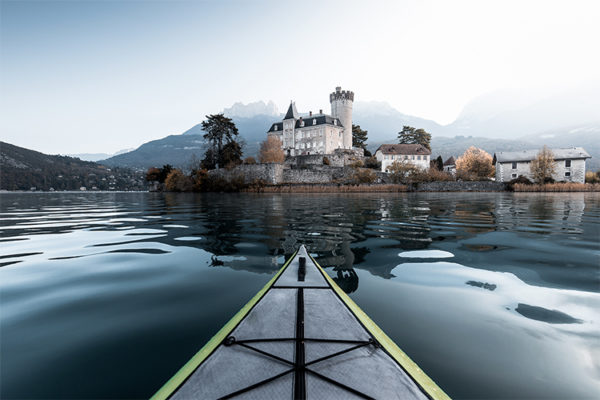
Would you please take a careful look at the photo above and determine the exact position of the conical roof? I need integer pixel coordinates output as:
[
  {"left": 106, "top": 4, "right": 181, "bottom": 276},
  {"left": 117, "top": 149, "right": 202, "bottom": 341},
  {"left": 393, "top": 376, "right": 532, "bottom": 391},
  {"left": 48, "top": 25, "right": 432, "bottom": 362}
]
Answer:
[{"left": 284, "top": 102, "right": 299, "bottom": 120}]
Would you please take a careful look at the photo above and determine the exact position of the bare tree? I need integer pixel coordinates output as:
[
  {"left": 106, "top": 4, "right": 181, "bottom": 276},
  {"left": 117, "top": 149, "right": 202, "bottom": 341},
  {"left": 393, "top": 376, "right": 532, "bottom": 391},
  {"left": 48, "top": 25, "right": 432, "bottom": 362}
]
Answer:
[
  {"left": 259, "top": 136, "right": 285, "bottom": 163},
  {"left": 530, "top": 146, "right": 556, "bottom": 183}
]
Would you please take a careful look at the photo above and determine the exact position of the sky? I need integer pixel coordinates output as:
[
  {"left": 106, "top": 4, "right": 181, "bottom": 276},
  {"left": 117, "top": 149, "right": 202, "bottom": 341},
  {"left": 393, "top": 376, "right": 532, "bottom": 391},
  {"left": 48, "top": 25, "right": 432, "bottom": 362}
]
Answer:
[{"left": 1, "top": 0, "right": 599, "bottom": 154}]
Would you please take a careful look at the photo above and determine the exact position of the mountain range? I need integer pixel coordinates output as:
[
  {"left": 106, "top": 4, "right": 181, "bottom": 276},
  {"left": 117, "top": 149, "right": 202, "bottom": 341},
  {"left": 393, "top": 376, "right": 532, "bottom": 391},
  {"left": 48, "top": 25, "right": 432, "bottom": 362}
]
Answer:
[{"left": 100, "top": 90, "right": 599, "bottom": 171}]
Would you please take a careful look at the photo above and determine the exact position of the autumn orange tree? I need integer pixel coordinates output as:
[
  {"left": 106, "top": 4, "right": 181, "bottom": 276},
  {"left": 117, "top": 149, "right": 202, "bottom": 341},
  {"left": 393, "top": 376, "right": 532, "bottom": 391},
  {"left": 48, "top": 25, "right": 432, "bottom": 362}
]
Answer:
[
  {"left": 259, "top": 135, "right": 285, "bottom": 163},
  {"left": 164, "top": 169, "right": 192, "bottom": 192},
  {"left": 456, "top": 146, "right": 494, "bottom": 179}
]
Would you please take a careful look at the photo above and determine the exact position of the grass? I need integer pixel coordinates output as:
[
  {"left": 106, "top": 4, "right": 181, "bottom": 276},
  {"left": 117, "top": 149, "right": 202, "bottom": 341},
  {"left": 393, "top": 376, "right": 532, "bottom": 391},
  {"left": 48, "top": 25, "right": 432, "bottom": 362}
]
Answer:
[
  {"left": 513, "top": 183, "right": 600, "bottom": 192},
  {"left": 243, "top": 184, "right": 408, "bottom": 193}
]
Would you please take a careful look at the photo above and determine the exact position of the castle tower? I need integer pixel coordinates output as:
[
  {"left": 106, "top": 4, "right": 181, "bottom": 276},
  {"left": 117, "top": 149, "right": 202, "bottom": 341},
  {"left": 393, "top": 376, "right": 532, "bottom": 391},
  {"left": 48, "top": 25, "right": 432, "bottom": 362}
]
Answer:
[{"left": 330, "top": 86, "right": 354, "bottom": 149}]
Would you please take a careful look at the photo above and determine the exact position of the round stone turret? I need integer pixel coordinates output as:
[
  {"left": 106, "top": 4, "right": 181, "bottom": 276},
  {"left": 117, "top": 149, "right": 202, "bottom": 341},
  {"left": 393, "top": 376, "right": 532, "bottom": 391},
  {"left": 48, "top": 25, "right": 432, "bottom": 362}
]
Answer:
[{"left": 330, "top": 87, "right": 354, "bottom": 149}]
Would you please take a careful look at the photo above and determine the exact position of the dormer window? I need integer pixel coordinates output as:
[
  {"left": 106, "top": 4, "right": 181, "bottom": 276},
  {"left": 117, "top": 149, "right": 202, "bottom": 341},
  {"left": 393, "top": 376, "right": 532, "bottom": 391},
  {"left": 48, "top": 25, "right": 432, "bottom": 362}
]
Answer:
[
  {"left": 333, "top": 120, "right": 337, "bottom": 126},
  {"left": 313, "top": 119, "right": 316, "bottom": 125},
  {"left": 300, "top": 120, "right": 305, "bottom": 127},
  {"left": 274, "top": 125, "right": 278, "bottom": 131}
]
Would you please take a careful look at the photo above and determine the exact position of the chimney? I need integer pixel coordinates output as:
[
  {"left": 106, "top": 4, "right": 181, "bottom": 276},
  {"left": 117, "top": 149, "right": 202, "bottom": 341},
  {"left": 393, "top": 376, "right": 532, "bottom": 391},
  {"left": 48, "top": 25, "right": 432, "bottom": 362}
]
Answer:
[
  {"left": 319, "top": 109, "right": 323, "bottom": 114},
  {"left": 309, "top": 111, "right": 312, "bottom": 117}
]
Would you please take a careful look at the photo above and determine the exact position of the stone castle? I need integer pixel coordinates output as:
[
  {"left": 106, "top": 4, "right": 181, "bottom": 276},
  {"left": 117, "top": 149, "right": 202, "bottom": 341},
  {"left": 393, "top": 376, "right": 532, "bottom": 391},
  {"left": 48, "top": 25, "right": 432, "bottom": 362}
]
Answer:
[{"left": 267, "top": 87, "right": 355, "bottom": 156}]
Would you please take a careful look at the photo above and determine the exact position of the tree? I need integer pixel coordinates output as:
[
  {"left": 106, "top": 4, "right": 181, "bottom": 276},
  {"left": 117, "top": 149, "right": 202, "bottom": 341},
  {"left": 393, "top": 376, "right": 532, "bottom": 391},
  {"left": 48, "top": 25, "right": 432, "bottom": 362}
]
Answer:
[
  {"left": 164, "top": 169, "right": 191, "bottom": 192},
  {"left": 397, "top": 126, "right": 432, "bottom": 151},
  {"left": 352, "top": 124, "right": 369, "bottom": 152},
  {"left": 221, "top": 141, "right": 243, "bottom": 168},
  {"left": 530, "top": 146, "right": 556, "bottom": 183},
  {"left": 146, "top": 167, "right": 161, "bottom": 182},
  {"left": 201, "top": 114, "right": 240, "bottom": 169},
  {"left": 455, "top": 146, "right": 494, "bottom": 179},
  {"left": 386, "top": 160, "right": 419, "bottom": 183},
  {"left": 435, "top": 155, "right": 444, "bottom": 171},
  {"left": 259, "top": 135, "right": 285, "bottom": 163}
]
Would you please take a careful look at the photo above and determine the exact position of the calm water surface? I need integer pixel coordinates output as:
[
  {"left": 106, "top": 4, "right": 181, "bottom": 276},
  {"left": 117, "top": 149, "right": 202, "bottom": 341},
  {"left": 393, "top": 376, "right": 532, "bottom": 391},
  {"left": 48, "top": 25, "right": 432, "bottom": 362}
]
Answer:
[{"left": 1, "top": 192, "right": 599, "bottom": 399}]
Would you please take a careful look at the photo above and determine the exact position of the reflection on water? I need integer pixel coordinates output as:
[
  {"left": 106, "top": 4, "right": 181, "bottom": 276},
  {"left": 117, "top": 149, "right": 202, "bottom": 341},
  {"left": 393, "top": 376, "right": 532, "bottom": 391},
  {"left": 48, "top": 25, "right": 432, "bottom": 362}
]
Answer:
[{"left": 0, "top": 192, "right": 599, "bottom": 399}]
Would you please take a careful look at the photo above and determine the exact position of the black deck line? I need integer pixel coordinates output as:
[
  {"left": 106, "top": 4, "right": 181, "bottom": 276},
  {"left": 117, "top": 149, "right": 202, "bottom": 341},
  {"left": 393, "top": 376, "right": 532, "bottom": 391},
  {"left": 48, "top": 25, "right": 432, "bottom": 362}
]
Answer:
[
  {"left": 298, "top": 257, "right": 306, "bottom": 282},
  {"left": 273, "top": 286, "right": 329, "bottom": 289},
  {"left": 294, "top": 288, "right": 306, "bottom": 400}
]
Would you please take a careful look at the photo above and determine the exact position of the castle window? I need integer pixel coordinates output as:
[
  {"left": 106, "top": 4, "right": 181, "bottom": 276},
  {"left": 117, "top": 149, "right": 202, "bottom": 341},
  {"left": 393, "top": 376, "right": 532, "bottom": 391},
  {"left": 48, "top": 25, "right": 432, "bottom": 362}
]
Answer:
[
  {"left": 417, "top": 155, "right": 421, "bottom": 160},
  {"left": 313, "top": 119, "right": 316, "bottom": 125},
  {"left": 565, "top": 171, "right": 571, "bottom": 177},
  {"left": 512, "top": 173, "right": 517, "bottom": 178},
  {"left": 511, "top": 162, "right": 517, "bottom": 169},
  {"left": 565, "top": 159, "right": 571, "bottom": 167}
]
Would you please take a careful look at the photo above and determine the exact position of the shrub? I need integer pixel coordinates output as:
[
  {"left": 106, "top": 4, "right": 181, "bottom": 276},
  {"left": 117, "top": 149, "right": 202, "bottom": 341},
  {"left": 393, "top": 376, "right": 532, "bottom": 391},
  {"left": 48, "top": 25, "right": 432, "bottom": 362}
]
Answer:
[
  {"left": 386, "top": 161, "right": 420, "bottom": 183},
  {"left": 323, "top": 157, "right": 330, "bottom": 165},
  {"left": 364, "top": 156, "right": 381, "bottom": 170},
  {"left": 585, "top": 171, "right": 600, "bottom": 184},
  {"left": 349, "top": 160, "right": 364, "bottom": 169},
  {"left": 510, "top": 175, "right": 533, "bottom": 185},
  {"left": 351, "top": 168, "right": 377, "bottom": 184},
  {"left": 191, "top": 168, "right": 208, "bottom": 191},
  {"left": 244, "top": 157, "right": 257, "bottom": 165},
  {"left": 411, "top": 168, "right": 454, "bottom": 183},
  {"left": 164, "top": 169, "right": 192, "bottom": 192}
]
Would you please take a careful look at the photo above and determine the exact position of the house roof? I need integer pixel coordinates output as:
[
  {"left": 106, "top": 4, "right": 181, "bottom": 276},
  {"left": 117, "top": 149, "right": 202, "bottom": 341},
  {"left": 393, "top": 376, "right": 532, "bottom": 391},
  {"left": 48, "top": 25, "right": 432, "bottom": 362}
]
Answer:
[
  {"left": 494, "top": 147, "right": 590, "bottom": 163},
  {"left": 375, "top": 144, "right": 431, "bottom": 156},
  {"left": 284, "top": 102, "right": 299, "bottom": 120},
  {"left": 267, "top": 114, "right": 343, "bottom": 133},
  {"left": 443, "top": 156, "right": 456, "bottom": 166}
]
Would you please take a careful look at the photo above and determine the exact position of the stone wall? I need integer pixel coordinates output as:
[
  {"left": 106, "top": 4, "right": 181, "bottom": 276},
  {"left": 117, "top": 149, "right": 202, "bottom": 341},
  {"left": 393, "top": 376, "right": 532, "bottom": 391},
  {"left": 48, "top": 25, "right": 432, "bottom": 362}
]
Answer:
[
  {"left": 413, "top": 181, "right": 507, "bottom": 191},
  {"left": 286, "top": 148, "right": 364, "bottom": 168},
  {"left": 208, "top": 163, "right": 283, "bottom": 184}
]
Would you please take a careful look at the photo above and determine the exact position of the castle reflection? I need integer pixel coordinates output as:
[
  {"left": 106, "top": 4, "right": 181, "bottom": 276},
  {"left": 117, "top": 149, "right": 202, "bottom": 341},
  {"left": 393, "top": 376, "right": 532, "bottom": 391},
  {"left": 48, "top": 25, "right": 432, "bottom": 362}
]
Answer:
[{"left": 4, "top": 192, "right": 592, "bottom": 294}]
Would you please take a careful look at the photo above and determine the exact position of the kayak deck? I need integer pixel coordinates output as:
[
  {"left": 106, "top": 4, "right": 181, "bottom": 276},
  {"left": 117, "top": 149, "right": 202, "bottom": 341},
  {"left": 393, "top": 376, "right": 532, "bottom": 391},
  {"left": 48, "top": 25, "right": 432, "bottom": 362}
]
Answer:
[{"left": 153, "top": 246, "right": 449, "bottom": 399}]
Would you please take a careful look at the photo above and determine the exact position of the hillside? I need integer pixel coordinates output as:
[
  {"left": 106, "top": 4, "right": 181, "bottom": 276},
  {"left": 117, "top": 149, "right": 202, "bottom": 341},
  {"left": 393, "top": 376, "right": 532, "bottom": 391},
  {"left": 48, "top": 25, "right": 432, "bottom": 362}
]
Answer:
[
  {"left": 0, "top": 141, "right": 145, "bottom": 191},
  {"left": 102, "top": 114, "right": 276, "bottom": 169}
]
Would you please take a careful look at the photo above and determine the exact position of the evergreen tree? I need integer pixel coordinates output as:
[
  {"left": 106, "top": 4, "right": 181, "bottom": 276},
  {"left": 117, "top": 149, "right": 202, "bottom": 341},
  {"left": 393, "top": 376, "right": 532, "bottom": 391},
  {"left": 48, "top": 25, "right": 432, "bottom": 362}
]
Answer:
[
  {"left": 352, "top": 124, "right": 369, "bottom": 151},
  {"left": 435, "top": 155, "right": 444, "bottom": 171},
  {"left": 221, "top": 141, "right": 243, "bottom": 167},
  {"left": 397, "top": 126, "right": 432, "bottom": 151},
  {"left": 201, "top": 114, "right": 240, "bottom": 169}
]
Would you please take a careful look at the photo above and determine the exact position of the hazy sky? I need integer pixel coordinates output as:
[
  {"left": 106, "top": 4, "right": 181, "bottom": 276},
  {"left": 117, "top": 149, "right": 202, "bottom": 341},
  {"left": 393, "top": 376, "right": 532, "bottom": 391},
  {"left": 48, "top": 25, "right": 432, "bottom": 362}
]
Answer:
[{"left": 1, "top": 0, "right": 599, "bottom": 154}]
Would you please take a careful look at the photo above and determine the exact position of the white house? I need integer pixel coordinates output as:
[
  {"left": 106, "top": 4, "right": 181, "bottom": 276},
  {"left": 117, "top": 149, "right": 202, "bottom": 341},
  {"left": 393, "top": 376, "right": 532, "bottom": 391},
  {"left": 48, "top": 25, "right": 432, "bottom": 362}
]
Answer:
[
  {"left": 443, "top": 156, "right": 456, "bottom": 175},
  {"left": 267, "top": 87, "right": 354, "bottom": 156},
  {"left": 375, "top": 144, "right": 431, "bottom": 172},
  {"left": 494, "top": 147, "right": 591, "bottom": 183}
]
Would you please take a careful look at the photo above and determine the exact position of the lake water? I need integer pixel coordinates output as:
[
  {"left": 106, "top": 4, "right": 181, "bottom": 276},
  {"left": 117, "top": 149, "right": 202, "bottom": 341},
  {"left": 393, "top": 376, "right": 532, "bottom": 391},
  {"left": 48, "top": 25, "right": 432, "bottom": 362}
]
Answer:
[{"left": 1, "top": 192, "right": 599, "bottom": 399}]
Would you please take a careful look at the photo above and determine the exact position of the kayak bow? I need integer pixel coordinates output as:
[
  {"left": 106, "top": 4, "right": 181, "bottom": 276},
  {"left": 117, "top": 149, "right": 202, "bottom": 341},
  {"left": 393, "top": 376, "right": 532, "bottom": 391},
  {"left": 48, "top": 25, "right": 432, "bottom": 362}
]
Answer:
[{"left": 152, "top": 245, "right": 449, "bottom": 399}]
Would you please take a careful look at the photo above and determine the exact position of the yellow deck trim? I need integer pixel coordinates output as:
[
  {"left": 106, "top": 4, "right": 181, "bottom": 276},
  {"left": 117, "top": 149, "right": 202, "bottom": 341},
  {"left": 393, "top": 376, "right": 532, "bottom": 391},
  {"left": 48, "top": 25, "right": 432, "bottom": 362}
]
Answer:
[
  {"left": 310, "top": 254, "right": 451, "bottom": 400},
  {"left": 151, "top": 250, "right": 297, "bottom": 400}
]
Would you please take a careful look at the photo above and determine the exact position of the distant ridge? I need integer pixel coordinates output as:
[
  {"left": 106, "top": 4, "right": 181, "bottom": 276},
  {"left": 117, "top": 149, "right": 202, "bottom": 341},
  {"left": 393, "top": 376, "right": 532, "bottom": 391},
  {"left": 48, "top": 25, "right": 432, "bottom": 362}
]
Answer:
[{"left": 0, "top": 141, "right": 144, "bottom": 191}]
